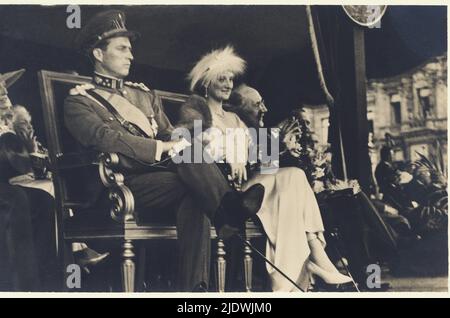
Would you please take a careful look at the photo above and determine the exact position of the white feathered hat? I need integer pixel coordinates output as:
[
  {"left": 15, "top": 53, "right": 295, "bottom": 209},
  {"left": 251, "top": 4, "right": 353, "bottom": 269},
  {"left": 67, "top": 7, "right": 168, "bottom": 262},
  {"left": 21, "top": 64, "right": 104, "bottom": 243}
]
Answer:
[{"left": 188, "top": 46, "right": 246, "bottom": 92}]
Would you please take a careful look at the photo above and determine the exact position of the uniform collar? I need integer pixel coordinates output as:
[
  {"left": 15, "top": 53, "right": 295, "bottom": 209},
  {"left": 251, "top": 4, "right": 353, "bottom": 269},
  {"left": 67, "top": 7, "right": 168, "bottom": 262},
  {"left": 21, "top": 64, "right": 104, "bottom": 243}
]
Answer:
[{"left": 93, "top": 72, "right": 124, "bottom": 90}]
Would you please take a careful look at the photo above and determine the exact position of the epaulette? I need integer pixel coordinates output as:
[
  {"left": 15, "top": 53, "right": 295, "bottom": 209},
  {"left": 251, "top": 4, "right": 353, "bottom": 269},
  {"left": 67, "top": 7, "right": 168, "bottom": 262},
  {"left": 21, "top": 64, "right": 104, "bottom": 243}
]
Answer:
[
  {"left": 69, "top": 83, "right": 95, "bottom": 96},
  {"left": 125, "top": 81, "right": 150, "bottom": 92}
]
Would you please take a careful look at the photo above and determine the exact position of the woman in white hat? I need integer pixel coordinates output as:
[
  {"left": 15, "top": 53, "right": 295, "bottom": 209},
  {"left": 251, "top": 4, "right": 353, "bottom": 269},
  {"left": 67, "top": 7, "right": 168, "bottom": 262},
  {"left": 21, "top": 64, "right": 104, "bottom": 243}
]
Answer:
[{"left": 178, "top": 46, "right": 352, "bottom": 292}]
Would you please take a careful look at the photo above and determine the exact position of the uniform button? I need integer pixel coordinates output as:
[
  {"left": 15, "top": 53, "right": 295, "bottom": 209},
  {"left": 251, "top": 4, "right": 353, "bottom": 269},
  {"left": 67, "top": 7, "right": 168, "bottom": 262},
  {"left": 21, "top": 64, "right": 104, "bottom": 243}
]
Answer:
[{"left": 109, "top": 117, "right": 114, "bottom": 121}]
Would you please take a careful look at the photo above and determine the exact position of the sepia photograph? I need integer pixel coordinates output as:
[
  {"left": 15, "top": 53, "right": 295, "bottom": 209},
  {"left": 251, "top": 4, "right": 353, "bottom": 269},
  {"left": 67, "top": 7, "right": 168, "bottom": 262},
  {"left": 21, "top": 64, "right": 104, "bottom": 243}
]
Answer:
[{"left": 0, "top": 2, "right": 447, "bottom": 296}]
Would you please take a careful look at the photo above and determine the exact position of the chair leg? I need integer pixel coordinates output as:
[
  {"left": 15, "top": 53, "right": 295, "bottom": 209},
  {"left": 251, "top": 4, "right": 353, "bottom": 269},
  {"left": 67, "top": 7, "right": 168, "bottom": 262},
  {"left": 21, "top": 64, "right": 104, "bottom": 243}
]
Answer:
[
  {"left": 243, "top": 240, "right": 253, "bottom": 292},
  {"left": 136, "top": 245, "right": 147, "bottom": 292},
  {"left": 215, "top": 239, "right": 226, "bottom": 292},
  {"left": 62, "top": 241, "right": 74, "bottom": 292},
  {"left": 121, "top": 239, "right": 135, "bottom": 292}
]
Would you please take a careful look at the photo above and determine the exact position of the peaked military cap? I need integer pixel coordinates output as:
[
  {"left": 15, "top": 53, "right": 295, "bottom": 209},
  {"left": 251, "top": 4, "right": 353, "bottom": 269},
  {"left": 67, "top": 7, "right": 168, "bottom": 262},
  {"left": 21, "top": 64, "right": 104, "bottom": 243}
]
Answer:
[{"left": 76, "top": 9, "right": 139, "bottom": 54}]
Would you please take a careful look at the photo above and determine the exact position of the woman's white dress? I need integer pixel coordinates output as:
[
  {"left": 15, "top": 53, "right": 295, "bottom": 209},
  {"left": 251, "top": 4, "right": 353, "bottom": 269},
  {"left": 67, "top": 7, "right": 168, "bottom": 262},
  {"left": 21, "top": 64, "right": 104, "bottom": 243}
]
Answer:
[{"left": 208, "top": 106, "right": 325, "bottom": 292}]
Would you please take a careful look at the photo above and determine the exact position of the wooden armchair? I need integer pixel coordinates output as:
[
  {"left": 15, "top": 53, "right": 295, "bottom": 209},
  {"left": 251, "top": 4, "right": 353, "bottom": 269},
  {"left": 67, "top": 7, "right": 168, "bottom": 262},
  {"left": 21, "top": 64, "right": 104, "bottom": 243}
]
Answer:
[{"left": 37, "top": 70, "right": 263, "bottom": 292}]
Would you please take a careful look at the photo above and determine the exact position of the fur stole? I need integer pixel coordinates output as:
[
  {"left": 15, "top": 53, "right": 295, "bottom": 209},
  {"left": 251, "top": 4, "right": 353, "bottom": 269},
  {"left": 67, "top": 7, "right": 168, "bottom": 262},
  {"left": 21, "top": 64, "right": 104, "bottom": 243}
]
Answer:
[{"left": 177, "top": 94, "right": 213, "bottom": 135}]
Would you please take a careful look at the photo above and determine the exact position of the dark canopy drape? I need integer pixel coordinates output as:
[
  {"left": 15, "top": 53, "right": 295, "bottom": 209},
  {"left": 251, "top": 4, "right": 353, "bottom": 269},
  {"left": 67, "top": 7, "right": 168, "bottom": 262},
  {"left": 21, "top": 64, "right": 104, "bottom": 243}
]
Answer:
[
  {"left": 0, "top": 5, "right": 446, "bottom": 192},
  {"left": 311, "top": 5, "right": 447, "bottom": 192},
  {"left": 311, "top": 6, "right": 373, "bottom": 191}
]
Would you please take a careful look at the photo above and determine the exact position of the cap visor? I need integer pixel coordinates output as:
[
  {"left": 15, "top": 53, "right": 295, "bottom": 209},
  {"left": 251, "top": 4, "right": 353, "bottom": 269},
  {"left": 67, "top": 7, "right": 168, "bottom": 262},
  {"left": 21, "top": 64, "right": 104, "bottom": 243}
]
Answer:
[{"left": 103, "top": 29, "right": 140, "bottom": 42}]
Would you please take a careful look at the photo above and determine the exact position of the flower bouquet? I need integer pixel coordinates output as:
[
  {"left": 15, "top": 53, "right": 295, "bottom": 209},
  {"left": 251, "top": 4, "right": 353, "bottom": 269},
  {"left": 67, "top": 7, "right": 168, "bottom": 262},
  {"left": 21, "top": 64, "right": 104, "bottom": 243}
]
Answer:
[{"left": 279, "top": 108, "right": 361, "bottom": 198}]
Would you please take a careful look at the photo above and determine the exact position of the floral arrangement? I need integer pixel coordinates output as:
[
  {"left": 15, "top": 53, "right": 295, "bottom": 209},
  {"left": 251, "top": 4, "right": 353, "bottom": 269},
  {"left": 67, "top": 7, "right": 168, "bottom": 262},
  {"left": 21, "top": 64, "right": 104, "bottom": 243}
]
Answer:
[
  {"left": 279, "top": 108, "right": 361, "bottom": 195},
  {"left": 411, "top": 146, "right": 447, "bottom": 189}
]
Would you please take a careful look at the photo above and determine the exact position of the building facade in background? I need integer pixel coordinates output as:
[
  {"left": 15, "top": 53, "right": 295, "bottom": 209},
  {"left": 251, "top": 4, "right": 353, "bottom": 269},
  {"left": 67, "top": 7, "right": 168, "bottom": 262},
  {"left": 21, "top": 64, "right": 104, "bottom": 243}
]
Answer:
[{"left": 304, "top": 55, "right": 447, "bottom": 177}]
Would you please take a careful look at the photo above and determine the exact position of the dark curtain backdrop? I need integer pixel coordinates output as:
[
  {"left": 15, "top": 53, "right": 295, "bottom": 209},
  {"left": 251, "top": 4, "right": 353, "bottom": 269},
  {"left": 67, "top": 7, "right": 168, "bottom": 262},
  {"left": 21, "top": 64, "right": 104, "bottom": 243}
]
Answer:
[
  {"left": 1, "top": 5, "right": 446, "bottom": 185},
  {"left": 312, "top": 6, "right": 374, "bottom": 190},
  {"left": 312, "top": 5, "right": 446, "bottom": 192},
  {"left": 1, "top": 5, "right": 325, "bottom": 144}
]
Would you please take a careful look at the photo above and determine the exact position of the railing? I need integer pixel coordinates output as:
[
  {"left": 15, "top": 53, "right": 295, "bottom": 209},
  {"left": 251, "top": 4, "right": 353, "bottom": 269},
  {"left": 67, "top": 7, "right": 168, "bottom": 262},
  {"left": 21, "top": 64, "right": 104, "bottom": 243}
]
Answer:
[{"left": 375, "top": 117, "right": 447, "bottom": 139}]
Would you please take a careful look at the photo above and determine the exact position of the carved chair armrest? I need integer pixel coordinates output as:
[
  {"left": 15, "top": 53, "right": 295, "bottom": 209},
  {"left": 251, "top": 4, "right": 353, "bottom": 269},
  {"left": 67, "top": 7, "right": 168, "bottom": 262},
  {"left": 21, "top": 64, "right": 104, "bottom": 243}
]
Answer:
[
  {"left": 52, "top": 152, "right": 98, "bottom": 170},
  {"left": 99, "top": 153, "right": 136, "bottom": 223}
]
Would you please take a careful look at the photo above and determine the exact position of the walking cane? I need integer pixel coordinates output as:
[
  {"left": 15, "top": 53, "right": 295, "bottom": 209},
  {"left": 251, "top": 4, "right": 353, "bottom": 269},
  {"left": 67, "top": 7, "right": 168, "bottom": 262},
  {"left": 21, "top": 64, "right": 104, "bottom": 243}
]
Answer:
[
  {"left": 329, "top": 231, "right": 361, "bottom": 292},
  {"left": 234, "top": 234, "right": 305, "bottom": 292}
]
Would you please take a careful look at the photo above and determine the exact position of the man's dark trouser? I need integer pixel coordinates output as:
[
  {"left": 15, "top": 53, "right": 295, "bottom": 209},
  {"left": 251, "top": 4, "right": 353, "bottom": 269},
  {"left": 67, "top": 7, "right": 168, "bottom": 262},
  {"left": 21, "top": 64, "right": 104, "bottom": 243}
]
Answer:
[
  {"left": 0, "top": 183, "right": 57, "bottom": 291},
  {"left": 125, "top": 161, "right": 232, "bottom": 291}
]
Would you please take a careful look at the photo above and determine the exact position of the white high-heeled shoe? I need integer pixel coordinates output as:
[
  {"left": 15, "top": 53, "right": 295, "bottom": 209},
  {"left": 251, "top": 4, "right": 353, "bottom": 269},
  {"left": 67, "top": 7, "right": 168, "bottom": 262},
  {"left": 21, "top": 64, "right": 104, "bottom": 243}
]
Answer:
[{"left": 306, "top": 261, "right": 352, "bottom": 285}]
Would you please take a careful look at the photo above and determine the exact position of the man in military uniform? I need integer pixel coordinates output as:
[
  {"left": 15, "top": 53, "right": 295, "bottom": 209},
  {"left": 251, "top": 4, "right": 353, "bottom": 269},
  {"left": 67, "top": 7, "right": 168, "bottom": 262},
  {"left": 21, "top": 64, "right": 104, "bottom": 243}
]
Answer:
[{"left": 64, "top": 10, "right": 264, "bottom": 291}]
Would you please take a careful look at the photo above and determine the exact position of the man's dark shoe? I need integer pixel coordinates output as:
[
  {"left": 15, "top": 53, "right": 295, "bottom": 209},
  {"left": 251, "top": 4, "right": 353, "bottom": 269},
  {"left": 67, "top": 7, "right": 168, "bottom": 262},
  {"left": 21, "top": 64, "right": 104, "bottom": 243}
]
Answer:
[
  {"left": 241, "top": 183, "right": 265, "bottom": 218},
  {"left": 74, "top": 247, "right": 110, "bottom": 268},
  {"left": 215, "top": 183, "right": 265, "bottom": 239}
]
